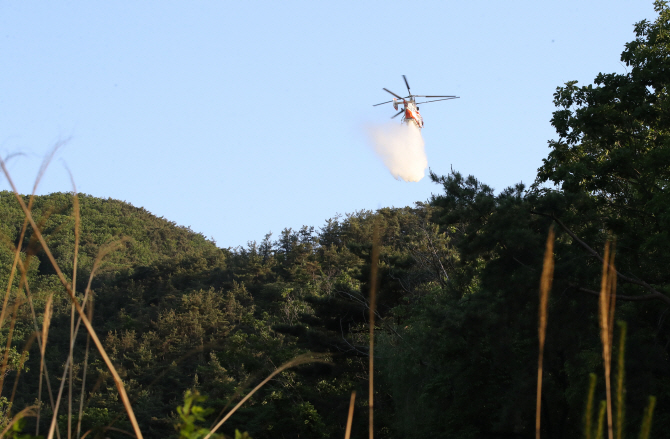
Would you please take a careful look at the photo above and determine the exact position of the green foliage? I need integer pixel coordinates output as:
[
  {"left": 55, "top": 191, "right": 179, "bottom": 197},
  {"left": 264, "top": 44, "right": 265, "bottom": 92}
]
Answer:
[
  {"left": 536, "top": 0, "right": 670, "bottom": 283},
  {"left": 4, "top": 415, "right": 43, "bottom": 439},
  {"left": 1, "top": 191, "right": 429, "bottom": 438},
  {"left": 374, "top": 4, "right": 670, "bottom": 438},
  {"left": 583, "top": 322, "right": 656, "bottom": 439},
  {"left": 175, "top": 390, "right": 223, "bottom": 439}
]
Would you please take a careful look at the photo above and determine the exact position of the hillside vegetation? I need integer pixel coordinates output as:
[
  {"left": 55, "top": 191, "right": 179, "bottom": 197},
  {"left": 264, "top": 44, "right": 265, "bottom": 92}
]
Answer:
[{"left": 1, "top": 3, "right": 670, "bottom": 438}]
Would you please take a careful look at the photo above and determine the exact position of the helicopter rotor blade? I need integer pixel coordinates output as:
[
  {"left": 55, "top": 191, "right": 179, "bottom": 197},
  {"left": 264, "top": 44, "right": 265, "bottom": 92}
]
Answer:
[
  {"left": 403, "top": 75, "right": 411, "bottom": 95},
  {"left": 413, "top": 95, "right": 458, "bottom": 98},
  {"left": 415, "top": 97, "right": 460, "bottom": 105},
  {"left": 383, "top": 88, "right": 403, "bottom": 99},
  {"left": 391, "top": 109, "right": 404, "bottom": 119},
  {"left": 373, "top": 100, "right": 395, "bottom": 107}
]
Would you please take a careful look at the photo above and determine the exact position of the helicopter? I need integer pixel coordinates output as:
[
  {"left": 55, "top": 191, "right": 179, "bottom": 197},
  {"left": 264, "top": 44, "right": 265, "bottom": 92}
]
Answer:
[{"left": 373, "top": 75, "right": 459, "bottom": 129}]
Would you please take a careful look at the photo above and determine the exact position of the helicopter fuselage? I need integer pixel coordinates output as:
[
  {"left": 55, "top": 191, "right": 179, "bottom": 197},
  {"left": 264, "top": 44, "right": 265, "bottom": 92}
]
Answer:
[{"left": 395, "top": 98, "right": 423, "bottom": 129}]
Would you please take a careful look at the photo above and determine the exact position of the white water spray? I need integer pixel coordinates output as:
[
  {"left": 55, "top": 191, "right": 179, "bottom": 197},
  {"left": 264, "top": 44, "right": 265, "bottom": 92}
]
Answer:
[{"left": 367, "top": 122, "right": 428, "bottom": 182}]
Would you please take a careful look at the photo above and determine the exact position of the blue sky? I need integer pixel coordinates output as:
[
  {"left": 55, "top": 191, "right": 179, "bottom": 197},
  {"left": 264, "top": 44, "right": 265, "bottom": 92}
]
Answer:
[{"left": 0, "top": 1, "right": 657, "bottom": 248}]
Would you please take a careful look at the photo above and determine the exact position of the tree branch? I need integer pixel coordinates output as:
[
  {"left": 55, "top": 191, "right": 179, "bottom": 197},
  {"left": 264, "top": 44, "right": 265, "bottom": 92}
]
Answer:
[
  {"left": 531, "top": 211, "right": 670, "bottom": 306},
  {"left": 570, "top": 284, "right": 670, "bottom": 303}
]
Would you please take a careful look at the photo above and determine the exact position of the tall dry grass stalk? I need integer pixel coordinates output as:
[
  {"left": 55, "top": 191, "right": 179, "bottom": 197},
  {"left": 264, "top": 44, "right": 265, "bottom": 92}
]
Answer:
[
  {"left": 47, "top": 240, "right": 127, "bottom": 439},
  {"left": 0, "top": 406, "right": 38, "bottom": 437},
  {"left": 0, "top": 143, "right": 61, "bottom": 334},
  {"left": 368, "top": 223, "right": 380, "bottom": 439},
  {"left": 536, "top": 226, "right": 555, "bottom": 439},
  {"left": 38, "top": 293, "right": 54, "bottom": 435},
  {"left": 76, "top": 293, "right": 94, "bottom": 439},
  {"left": 203, "top": 354, "right": 327, "bottom": 439},
  {"left": 67, "top": 191, "right": 80, "bottom": 439},
  {"left": 0, "top": 156, "right": 144, "bottom": 439},
  {"left": 599, "top": 242, "right": 616, "bottom": 439},
  {"left": 11, "top": 252, "right": 58, "bottom": 437},
  {"left": 2, "top": 149, "right": 64, "bottom": 438},
  {"left": 345, "top": 391, "right": 356, "bottom": 439},
  {"left": 79, "top": 425, "right": 135, "bottom": 439}
]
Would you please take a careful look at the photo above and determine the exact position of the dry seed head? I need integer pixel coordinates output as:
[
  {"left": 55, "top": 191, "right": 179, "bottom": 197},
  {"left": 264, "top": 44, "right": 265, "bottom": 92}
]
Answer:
[
  {"left": 598, "top": 241, "right": 616, "bottom": 439},
  {"left": 345, "top": 391, "right": 356, "bottom": 439},
  {"left": 536, "top": 226, "right": 555, "bottom": 439},
  {"left": 538, "top": 227, "right": 555, "bottom": 346}
]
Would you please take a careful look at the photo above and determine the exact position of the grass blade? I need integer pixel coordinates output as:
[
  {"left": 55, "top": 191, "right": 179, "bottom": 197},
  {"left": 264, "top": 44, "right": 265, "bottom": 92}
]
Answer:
[
  {"left": 0, "top": 406, "right": 38, "bottom": 437},
  {"left": 596, "top": 400, "right": 606, "bottom": 439},
  {"left": 638, "top": 396, "right": 656, "bottom": 439},
  {"left": 203, "top": 355, "right": 328, "bottom": 439},
  {"left": 585, "top": 373, "right": 597, "bottom": 439},
  {"left": 615, "top": 321, "right": 626, "bottom": 439},
  {"left": 599, "top": 242, "right": 616, "bottom": 439}
]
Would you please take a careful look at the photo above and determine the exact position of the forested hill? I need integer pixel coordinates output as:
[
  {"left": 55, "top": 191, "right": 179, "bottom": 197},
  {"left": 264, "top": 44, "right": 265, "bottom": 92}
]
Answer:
[
  {"left": 3, "top": 3, "right": 670, "bottom": 438},
  {"left": 0, "top": 191, "right": 221, "bottom": 268},
  {"left": 0, "top": 190, "right": 455, "bottom": 438}
]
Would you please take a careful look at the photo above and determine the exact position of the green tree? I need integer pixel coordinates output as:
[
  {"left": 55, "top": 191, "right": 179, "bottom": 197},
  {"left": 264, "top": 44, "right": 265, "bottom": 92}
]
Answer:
[
  {"left": 376, "top": 4, "right": 670, "bottom": 438},
  {"left": 535, "top": 0, "right": 670, "bottom": 302}
]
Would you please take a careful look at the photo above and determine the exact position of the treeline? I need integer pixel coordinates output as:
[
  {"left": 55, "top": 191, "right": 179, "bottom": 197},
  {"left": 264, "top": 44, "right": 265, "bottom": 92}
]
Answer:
[
  {"left": 0, "top": 191, "right": 451, "bottom": 438},
  {"left": 2, "top": 2, "right": 670, "bottom": 438}
]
